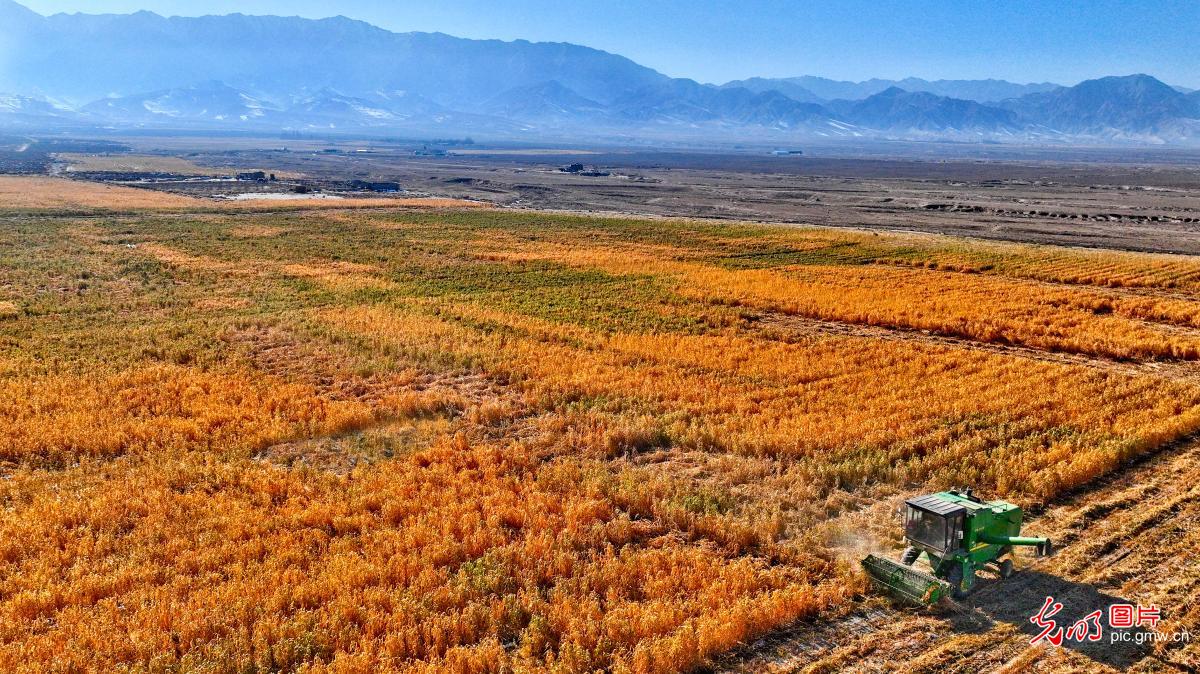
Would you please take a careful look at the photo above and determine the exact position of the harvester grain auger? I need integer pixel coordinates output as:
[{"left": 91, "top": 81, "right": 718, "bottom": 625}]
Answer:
[{"left": 862, "top": 489, "right": 1052, "bottom": 605}]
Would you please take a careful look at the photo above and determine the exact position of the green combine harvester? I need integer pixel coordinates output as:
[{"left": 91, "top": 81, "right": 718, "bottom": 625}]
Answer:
[{"left": 862, "top": 489, "right": 1053, "bottom": 604}]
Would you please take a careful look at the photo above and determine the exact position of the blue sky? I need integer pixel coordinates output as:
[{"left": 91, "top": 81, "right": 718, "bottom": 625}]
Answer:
[{"left": 18, "top": 0, "right": 1200, "bottom": 88}]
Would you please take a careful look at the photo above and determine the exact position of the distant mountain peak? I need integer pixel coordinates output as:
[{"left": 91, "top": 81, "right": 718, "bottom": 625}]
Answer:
[
  {"left": 999, "top": 73, "right": 1198, "bottom": 139},
  {"left": 1074, "top": 73, "right": 1179, "bottom": 96},
  {"left": 828, "top": 87, "right": 1024, "bottom": 134},
  {"left": 1103, "top": 73, "right": 1170, "bottom": 84},
  {"left": 743, "top": 76, "right": 1063, "bottom": 103},
  {"left": 718, "top": 77, "right": 824, "bottom": 104},
  {"left": 0, "top": 0, "right": 41, "bottom": 23}
]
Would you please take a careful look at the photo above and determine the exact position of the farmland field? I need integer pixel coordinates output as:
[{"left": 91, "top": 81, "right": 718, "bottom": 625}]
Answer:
[{"left": 1, "top": 176, "right": 1198, "bottom": 672}]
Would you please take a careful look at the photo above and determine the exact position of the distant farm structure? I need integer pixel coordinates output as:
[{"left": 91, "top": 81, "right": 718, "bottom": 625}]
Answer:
[
  {"left": 561, "top": 163, "right": 611, "bottom": 177},
  {"left": 349, "top": 180, "right": 401, "bottom": 193}
]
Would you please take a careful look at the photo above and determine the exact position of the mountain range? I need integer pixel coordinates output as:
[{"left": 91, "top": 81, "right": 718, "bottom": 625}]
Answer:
[
  {"left": 2, "top": 0, "right": 1199, "bottom": 145},
  {"left": 721, "top": 77, "right": 1062, "bottom": 104}
]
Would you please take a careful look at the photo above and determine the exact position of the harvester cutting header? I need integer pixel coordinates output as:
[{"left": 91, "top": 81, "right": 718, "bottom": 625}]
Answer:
[{"left": 863, "top": 489, "right": 1053, "bottom": 604}]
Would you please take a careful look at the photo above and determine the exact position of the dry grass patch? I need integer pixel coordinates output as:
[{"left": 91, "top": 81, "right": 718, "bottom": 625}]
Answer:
[
  {"left": 139, "top": 243, "right": 257, "bottom": 276},
  {"left": 229, "top": 224, "right": 288, "bottom": 238},
  {"left": 58, "top": 153, "right": 232, "bottom": 176},
  {"left": 0, "top": 176, "right": 201, "bottom": 210},
  {"left": 192, "top": 297, "right": 252, "bottom": 311}
]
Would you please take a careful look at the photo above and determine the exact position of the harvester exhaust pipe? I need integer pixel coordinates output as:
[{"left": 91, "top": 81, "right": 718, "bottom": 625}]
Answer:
[{"left": 979, "top": 533, "right": 1054, "bottom": 557}]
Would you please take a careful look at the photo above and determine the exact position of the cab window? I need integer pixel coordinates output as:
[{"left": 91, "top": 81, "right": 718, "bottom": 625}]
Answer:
[{"left": 905, "top": 506, "right": 948, "bottom": 551}]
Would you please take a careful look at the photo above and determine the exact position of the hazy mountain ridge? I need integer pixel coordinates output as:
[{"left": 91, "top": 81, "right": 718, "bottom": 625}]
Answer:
[
  {"left": 0, "top": 1, "right": 667, "bottom": 107},
  {"left": 717, "top": 78, "right": 826, "bottom": 104},
  {"left": 610, "top": 79, "right": 833, "bottom": 128},
  {"left": 67, "top": 81, "right": 525, "bottom": 135},
  {"left": 828, "top": 88, "right": 1026, "bottom": 133},
  {"left": 755, "top": 76, "right": 1062, "bottom": 103},
  {"left": 81, "top": 81, "right": 276, "bottom": 124},
  {"left": 1001, "top": 75, "right": 1200, "bottom": 135},
  {"left": 480, "top": 81, "right": 607, "bottom": 124},
  {"left": 1, "top": 1, "right": 1199, "bottom": 144}
]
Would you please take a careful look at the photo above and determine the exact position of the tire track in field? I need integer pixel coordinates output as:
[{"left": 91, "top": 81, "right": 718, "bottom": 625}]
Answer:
[{"left": 751, "top": 311, "right": 1200, "bottom": 383}]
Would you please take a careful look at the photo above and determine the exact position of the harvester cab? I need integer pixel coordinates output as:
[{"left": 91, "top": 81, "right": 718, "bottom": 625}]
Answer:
[{"left": 862, "top": 489, "right": 1052, "bottom": 605}]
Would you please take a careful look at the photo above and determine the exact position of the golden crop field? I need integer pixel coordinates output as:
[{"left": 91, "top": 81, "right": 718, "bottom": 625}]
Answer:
[{"left": 3, "top": 187, "right": 1200, "bottom": 672}]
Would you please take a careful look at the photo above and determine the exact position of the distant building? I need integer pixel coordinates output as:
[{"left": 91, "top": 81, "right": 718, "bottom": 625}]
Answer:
[
  {"left": 349, "top": 180, "right": 401, "bottom": 193},
  {"left": 237, "top": 171, "right": 268, "bottom": 181},
  {"left": 561, "top": 163, "right": 609, "bottom": 177}
]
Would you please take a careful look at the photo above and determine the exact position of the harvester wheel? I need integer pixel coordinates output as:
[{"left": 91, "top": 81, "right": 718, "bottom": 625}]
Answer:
[
  {"left": 900, "top": 546, "right": 920, "bottom": 566},
  {"left": 998, "top": 559, "right": 1014, "bottom": 579},
  {"left": 944, "top": 565, "right": 966, "bottom": 599}
]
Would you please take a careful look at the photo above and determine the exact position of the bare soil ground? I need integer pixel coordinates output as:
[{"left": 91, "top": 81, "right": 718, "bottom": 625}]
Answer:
[
  {"left": 93, "top": 142, "right": 1200, "bottom": 255},
  {"left": 26, "top": 137, "right": 1200, "bottom": 254}
]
